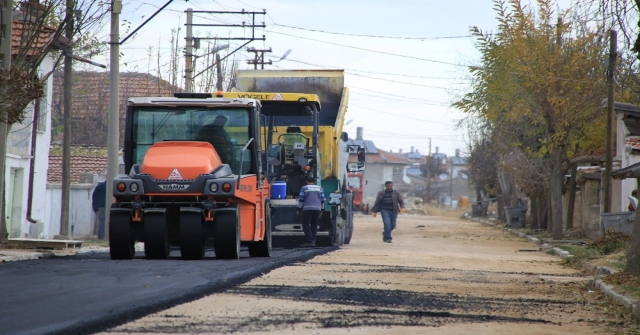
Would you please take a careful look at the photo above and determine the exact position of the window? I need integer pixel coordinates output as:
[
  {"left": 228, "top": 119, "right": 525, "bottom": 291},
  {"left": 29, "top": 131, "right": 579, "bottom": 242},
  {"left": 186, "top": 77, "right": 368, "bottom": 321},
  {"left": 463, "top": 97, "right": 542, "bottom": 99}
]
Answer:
[
  {"left": 37, "top": 98, "right": 47, "bottom": 133},
  {"left": 131, "top": 107, "right": 252, "bottom": 174}
]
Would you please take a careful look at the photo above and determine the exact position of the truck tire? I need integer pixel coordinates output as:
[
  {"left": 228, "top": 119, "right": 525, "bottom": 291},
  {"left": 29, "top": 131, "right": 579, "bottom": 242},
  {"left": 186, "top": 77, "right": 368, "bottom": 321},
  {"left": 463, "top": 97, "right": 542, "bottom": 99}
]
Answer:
[
  {"left": 144, "top": 211, "right": 171, "bottom": 259},
  {"left": 180, "top": 211, "right": 205, "bottom": 260},
  {"left": 330, "top": 206, "right": 344, "bottom": 246},
  {"left": 248, "top": 204, "right": 272, "bottom": 257},
  {"left": 214, "top": 208, "right": 240, "bottom": 259},
  {"left": 109, "top": 209, "right": 135, "bottom": 260},
  {"left": 344, "top": 193, "right": 354, "bottom": 244}
]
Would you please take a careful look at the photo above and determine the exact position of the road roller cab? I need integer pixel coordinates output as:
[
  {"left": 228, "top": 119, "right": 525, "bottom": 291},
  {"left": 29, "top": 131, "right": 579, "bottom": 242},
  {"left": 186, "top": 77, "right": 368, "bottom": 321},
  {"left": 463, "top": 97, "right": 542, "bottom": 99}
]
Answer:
[{"left": 109, "top": 93, "right": 271, "bottom": 260}]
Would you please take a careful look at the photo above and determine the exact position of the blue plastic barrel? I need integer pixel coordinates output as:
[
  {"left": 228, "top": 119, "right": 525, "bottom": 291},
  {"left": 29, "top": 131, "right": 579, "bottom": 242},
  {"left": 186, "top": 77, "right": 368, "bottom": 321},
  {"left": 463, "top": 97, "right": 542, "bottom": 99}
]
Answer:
[{"left": 271, "top": 181, "right": 287, "bottom": 199}]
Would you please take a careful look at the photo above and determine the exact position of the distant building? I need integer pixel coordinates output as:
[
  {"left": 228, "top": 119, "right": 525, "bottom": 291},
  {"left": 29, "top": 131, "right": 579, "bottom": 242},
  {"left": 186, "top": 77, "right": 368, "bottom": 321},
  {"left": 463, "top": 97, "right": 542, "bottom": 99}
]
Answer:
[
  {"left": 52, "top": 71, "right": 182, "bottom": 146},
  {"left": 346, "top": 127, "right": 411, "bottom": 203}
]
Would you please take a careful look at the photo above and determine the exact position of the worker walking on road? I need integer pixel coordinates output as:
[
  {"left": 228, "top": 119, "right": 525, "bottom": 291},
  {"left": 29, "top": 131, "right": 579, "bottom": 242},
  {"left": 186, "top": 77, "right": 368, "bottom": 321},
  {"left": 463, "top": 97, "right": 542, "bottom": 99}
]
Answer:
[
  {"left": 297, "top": 176, "right": 325, "bottom": 247},
  {"left": 371, "top": 181, "right": 406, "bottom": 243}
]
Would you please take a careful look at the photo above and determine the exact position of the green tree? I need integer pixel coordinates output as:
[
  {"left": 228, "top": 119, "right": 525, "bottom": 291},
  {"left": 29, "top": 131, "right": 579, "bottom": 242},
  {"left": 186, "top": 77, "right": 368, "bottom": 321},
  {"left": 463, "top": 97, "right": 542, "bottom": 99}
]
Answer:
[{"left": 455, "top": 0, "right": 608, "bottom": 240}]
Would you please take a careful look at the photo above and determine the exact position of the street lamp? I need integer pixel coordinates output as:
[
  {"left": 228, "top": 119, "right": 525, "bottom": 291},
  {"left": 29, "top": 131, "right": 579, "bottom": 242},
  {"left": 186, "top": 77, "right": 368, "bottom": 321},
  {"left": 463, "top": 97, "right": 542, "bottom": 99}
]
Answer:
[
  {"left": 190, "top": 43, "right": 229, "bottom": 91},
  {"left": 190, "top": 43, "right": 230, "bottom": 60},
  {"left": 271, "top": 49, "right": 292, "bottom": 63}
]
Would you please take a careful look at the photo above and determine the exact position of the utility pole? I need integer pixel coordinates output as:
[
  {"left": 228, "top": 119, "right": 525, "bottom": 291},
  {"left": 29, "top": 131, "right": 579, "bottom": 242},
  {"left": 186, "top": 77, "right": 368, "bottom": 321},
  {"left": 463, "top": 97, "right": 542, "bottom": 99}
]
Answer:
[
  {"left": 0, "top": 0, "right": 12, "bottom": 241},
  {"left": 60, "top": 0, "right": 75, "bottom": 237},
  {"left": 604, "top": 29, "right": 617, "bottom": 214},
  {"left": 104, "top": 0, "right": 174, "bottom": 240},
  {"left": 246, "top": 47, "right": 272, "bottom": 69},
  {"left": 426, "top": 138, "right": 431, "bottom": 202},
  {"left": 215, "top": 53, "right": 223, "bottom": 91},
  {"left": 184, "top": 8, "right": 193, "bottom": 91},
  {"left": 106, "top": 0, "right": 122, "bottom": 240},
  {"left": 187, "top": 9, "right": 266, "bottom": 85},
  {"left": 449, "top": 155, "right": 454, "bottom": 199}
]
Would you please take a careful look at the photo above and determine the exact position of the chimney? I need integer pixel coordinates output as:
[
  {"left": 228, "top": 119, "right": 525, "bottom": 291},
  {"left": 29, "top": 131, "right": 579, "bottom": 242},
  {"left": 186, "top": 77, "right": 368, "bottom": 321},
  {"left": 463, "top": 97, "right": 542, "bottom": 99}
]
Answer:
[
  {"left": 435, "top": 146, "right": 439, "bottom": 154},
  {"left": 455, "top": 148, "right": 460, "bottom": 157},
  {"left": 399, "top": 149, "right": 403, "bottom": 154},
  {"left": 356, "top": 127, "right": 363, "bottom": 141},
  {"left": 411, "top": 146, "right": 414, "bottom": 153},
  {"left": 19, "top": 0, "right": 46, "bottom": 22}
]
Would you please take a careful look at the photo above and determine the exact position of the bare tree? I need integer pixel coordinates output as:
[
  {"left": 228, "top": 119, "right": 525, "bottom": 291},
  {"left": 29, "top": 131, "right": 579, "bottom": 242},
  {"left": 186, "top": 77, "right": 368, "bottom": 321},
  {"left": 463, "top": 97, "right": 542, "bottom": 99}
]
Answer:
[{"left": 0, "top": 0, "right": 109, "bottom": 241}]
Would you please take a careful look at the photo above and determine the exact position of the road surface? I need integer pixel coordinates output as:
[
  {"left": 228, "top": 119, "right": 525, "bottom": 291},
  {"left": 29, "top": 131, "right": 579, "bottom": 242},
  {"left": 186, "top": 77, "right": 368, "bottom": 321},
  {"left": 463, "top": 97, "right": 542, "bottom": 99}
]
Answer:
[{"left": 100, "top": 213, "right": 625, "bottom": 335}]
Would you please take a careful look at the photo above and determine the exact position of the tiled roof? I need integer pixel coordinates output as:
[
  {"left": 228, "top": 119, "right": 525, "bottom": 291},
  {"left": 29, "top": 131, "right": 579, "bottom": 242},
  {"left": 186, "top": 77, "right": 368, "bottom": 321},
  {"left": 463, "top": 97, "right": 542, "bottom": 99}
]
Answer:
[
  {"left": 404, "top": 151, "right": 422, "bottom": 160},
  {"left": 452, "top": 156, "right": 467, "bottom": 165},
  {"left": 349, "top": 148, "right": 411, "bottom": 165},
  {"left": 625, "top": 137, "right": 640, "bottom": 151},
  {"left": 11, "top": 19, "right": 58, "bottom": 56},
  {"left": 345, "top": 139, "right": 377, "bottom": 154},
  {"left": 47, "top": 154, "right": 107, "bottom": 184},
  {"left": 52, "top": 71, "right": 183, "bottom": 119}
]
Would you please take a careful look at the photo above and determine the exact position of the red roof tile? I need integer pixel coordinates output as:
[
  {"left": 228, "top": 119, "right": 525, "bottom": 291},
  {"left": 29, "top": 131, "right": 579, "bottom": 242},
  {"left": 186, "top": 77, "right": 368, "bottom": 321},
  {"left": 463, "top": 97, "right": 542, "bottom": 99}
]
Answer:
[
  {"left": 626, "top": 137, "right": 640, "bottom": 151},
  {"left": 11, "top": 19, "right": 58, "bottom": 56},
  {"left": 52, "top": 71, "right": 183, "bottom": 119},
  {"left": 47, "top": 154, "right": 108, "bottom": 184}
]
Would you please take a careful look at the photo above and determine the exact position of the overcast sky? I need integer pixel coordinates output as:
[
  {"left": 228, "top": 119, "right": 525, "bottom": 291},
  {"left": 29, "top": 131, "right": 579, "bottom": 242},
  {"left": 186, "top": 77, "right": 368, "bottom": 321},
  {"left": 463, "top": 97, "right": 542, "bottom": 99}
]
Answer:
[{"left": 91, "top": 0, "right": 577, "bottom": 157}]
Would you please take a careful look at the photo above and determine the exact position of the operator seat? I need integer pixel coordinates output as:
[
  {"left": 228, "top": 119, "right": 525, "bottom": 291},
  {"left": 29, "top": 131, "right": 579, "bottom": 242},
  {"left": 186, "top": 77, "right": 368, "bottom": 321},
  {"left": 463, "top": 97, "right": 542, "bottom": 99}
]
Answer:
[
  {"left": 196, "top": 116, "right": 234, "bottom": 165},
  {"left": 281, "top": 125, "right": 306, "bottom": 157}
]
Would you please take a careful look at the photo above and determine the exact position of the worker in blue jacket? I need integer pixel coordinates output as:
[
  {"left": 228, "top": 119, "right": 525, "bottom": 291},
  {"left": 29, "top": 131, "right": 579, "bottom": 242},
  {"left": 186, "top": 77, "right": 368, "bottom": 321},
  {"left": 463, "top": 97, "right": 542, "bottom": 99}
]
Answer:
[{"left": 296, "top": 176, "right": 325, "bottom": 247}]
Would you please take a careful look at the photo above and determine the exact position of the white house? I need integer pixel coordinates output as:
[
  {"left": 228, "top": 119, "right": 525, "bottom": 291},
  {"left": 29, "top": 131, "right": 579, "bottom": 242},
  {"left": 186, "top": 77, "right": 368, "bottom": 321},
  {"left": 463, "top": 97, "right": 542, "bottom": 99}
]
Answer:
[
  {"left": 613, "top": 102, "right": 640, "bottom": 213},
  {"left": 5, "top": 17, "right": 63, "bottom": 238}
]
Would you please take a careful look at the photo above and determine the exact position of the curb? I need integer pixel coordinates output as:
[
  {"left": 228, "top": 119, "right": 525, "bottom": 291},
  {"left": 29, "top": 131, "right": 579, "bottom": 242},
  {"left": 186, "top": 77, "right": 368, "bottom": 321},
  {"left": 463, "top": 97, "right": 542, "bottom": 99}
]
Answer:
[
  {"left": 469, "top": 216, "right": 640, "bottom": 319},
  {"left": 0, "top": 244, "right": 143, "bottom": 263}
]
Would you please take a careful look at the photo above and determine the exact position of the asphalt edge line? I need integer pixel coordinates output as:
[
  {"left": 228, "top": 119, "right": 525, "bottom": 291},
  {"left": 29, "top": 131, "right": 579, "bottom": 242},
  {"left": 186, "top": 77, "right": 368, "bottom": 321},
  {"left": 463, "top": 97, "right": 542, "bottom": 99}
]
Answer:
[
  {"left": 48, "top": 246, "right": 338, "bottom": 335},
  {"left": 468, "top": 217, "right": 640, "bottom": 320}
]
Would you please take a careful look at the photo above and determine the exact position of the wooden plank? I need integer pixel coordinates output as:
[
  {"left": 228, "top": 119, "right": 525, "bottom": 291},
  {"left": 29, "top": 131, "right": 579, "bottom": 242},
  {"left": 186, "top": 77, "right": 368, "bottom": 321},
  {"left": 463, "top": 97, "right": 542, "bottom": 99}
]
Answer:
[{"left": 4, "top": 238, "right": 83, "bottom": 250}]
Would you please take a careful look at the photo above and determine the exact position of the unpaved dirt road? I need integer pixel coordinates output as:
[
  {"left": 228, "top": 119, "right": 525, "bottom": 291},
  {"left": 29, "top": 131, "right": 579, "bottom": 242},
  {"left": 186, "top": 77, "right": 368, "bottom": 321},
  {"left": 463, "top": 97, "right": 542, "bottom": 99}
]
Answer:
[{"left": 101, "top": 213, "right": 623, "bottom": 334}]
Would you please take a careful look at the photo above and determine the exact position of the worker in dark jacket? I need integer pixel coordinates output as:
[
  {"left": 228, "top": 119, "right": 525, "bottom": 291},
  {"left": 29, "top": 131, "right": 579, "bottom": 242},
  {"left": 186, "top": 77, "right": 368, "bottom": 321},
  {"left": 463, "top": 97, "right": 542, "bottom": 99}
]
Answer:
[
  {"left": 296, "top": 176, "right": 325, "bottom": 247},
  {"left": 371, "top": 181, "right": 406, "bottom": 243},
  {"left": 92, "top": 181, "right": 106, "bottom": 239}
]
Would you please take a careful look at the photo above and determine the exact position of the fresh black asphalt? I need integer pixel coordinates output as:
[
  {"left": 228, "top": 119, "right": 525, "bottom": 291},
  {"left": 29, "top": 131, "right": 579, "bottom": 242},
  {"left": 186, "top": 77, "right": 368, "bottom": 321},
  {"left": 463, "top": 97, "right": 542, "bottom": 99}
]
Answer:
[{"left": 0, "top": 246, "right": 335, "bottom": 335}]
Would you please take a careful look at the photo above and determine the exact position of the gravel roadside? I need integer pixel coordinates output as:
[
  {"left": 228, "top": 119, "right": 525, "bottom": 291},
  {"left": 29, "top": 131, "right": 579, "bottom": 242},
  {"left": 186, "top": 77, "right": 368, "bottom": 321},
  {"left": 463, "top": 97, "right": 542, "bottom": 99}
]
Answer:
[{"left": 100, "top": 213, "right": 630, "bottom": 335}]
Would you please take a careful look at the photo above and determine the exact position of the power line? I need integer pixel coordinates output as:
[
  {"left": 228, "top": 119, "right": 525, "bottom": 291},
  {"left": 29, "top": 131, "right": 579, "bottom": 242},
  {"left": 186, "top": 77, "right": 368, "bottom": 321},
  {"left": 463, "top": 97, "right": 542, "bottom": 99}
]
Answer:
[
  {"left": 350, "top": 85, "right": 458, "bottom": 103},
  {"left": 260, "top": 28, "right": 463, "bottom": 67},
  {"left": 283, "top": 58, "right": 462, "bottom": 80},
  {"left": 272, "top": 23, "right": 472, "bottom": 40},
  {"left": 350, "top": 104, "right": 456, "bottom": 125},
  {"left": 349, "top": 97, "right": 449, "bottom": 105},
  {"left": 261, "top": 26, "right": 604, "bottom": 85},
  {"left": 347, "top": 71, "right": 467, "bottom": 90},
  {"left": 349, "top": 92, "right": 448, "bottom": 106},
  {"left": 233, "top": 0, "right": 264, "bottom": 10},
  {"left": 280, "top": 59, "right": 468, "bottom": 89}
]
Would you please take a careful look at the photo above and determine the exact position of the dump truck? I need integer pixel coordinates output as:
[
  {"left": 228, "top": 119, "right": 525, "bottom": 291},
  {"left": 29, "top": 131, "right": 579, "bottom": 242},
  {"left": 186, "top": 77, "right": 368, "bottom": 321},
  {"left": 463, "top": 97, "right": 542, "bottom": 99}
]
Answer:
[
  {"left": 109, "top": 93, "right": 272, "bottom": 260},
  {"left": 229, "top": 69, "right": 365, "bottom": 246}
]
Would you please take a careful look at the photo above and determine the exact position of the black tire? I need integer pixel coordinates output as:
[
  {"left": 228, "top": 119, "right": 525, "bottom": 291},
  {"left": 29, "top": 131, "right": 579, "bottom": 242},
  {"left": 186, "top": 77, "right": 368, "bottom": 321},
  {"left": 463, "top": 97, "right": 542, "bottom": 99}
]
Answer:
[
  {"left": 109, "top": 210, "right": 135, "bottom": 260},
  {"left": 248, "top": 203, "right": 272, "bottom": 257},
  {"left": 144, "top": 212, "right": 171, "bottom": 259},
  {"left": 214, "top": 209, "right": 240, "bottom": 259},
  {"left": 332, "top": 228, "right": 345, "bottom": 247},
  {"left": 344, "top": 193, "right": 354, "bottom": 244},
  {"left": 180, "top": 211, "right": 205, "bottom": 260},
  {"left": 330, "top": 206, "right": 343, "bottom": 246}
]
